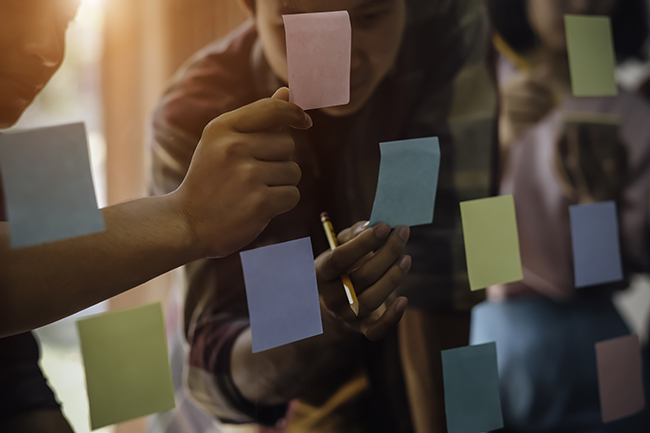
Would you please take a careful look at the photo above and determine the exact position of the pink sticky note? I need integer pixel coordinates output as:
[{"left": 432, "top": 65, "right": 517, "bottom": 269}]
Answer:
[
  {"left": 283, "top": 11, "right": 351, "bottom": 111},
  {"left": 596, "top": 335, "right": 646, "bottom": 423}
]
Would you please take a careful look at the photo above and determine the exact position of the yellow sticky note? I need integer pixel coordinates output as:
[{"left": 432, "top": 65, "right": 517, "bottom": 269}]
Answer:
[
  {"left": 565, "top": 15, "right": 618, "bottom": 97},
  {"left": 460, "top": 195, "right": 523, "bottom": 291},
  {"left": 77, "top": 303, "right": 175, "bottom": 430}
]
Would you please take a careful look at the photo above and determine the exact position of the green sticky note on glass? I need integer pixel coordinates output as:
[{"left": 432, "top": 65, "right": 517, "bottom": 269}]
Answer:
[
  {"left": 460, "top": 195, "right": 523, "bottom": 291},
  {"left": 565, "top": 15, "right": 617, "bottom": 97},
  {"left": 77, "top": 303, "right": 175, "bottom": 430}
]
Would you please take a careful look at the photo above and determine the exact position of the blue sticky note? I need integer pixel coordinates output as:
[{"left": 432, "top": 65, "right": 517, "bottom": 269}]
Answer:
[
  {"left": 0, "top": 123, "right": 105, "bottom": 248},
  {"left": 240, "top": 237, "right": 323, "bottom": 353},
  {"left": 441, "top": 342, "right": 504, "bottom": 433},
  {"left": 569, "top": 201, "right": 623, "bottom": 288},
  {"left": 369, "top": 137, "right": 441, "bottom": 227}
]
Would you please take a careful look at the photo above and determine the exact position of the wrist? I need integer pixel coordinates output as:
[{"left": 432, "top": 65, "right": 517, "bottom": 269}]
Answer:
[{"left": 159, "top": 192, "right": 204, "bottom": 262}]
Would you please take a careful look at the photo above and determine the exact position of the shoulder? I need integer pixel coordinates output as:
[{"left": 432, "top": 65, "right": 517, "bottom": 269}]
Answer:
[{"left": 154, "top": 21, "right": 259, "bottom": 140}]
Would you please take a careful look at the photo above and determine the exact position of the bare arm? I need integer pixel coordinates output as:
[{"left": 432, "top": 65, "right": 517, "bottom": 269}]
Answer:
[
  {"left": 231, "top": 222, "right": 411, "bottom": 405},
  {"left": 0, "top": 89, "right": 312, "bottom": 337}
]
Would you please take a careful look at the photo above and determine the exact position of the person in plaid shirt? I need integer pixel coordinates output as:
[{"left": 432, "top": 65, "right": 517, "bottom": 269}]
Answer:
[{"left": 150, "top": 0, "right": 497, "bottom": 431}]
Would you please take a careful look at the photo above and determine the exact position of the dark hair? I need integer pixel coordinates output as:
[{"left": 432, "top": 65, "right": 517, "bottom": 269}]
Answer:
[{"left": 486, "top": 0, "right": 649, "bottom": 62}]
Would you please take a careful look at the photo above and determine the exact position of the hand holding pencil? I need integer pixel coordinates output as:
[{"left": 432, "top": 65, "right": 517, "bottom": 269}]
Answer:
[{"left": 314, "top": 216, "right": 411, "bottom": 341}]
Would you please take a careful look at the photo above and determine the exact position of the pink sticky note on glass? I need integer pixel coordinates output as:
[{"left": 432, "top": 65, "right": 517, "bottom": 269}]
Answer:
[
  {"left": 283, "top": 11, "right": 351, "bottom": 111},
  {"left": 596, "top": 335, "right": 646, "bottom": 423}
]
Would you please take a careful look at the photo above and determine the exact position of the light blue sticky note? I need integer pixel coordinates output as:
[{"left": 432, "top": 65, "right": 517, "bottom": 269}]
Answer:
[
  {"left": 441, "top": 342, "right": 504, "bottom": 433},
  {"left": 240, "top": 237, "right": 323, "bottom": 353},
  {"left": 569, "top": 201, "right": 623, "bottom": 288},
  {"left": 369, "top": 137, "right": 441, "bottom": 227},
  {"left": 0, "top": 123, "right": 105, "bottom": 248}
]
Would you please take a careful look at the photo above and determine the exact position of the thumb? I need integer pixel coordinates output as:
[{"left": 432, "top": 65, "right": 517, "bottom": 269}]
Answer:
[{"left": 272, "top": 87, "right": 291, "bottom": 102}]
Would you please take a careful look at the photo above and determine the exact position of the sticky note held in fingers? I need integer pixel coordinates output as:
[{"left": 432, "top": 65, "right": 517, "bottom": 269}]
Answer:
[
  {"left": 570, "top": 201, "right": 623, "bottom": 288},
  {"left": 241, "top": 237, "right": 323, "bottom": 353},
  {"left": 284, "top": 11, "right": 351, "bottom": 110},
  {"left": 565, "top": 15, "right": 618, "bottom": 97},
  {"left": 0, "top": 123, "right": 105, "bottom": 248},
  {"left": 460, "top": 195, "right": 523, "bottom": 291},
  {"left": 442, "top": 342, "right": 504, "bottom": 433},
  {"left": 596, "top": 335, "right": 646, "bottom": 423},
  {"left": 77, "top": 303, "right": 175, "bottom": 430},
  {"left": 369, "top": 137, "right": 441, "bottom": 228}
]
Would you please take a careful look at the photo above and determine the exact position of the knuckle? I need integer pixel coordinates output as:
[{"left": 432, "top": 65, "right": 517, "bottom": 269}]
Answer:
[
  {"left": 388, "top": 268, "right": 403, "bottom": 287},
  {"left": 325, "top": 250, "right": 345, "bottom": 274},
  {"left": 389, "top": 239, "right": 404, "bottom": 256}
]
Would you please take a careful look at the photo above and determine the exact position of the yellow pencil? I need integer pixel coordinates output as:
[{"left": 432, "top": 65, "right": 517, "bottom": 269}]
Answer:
[{"left": 320, "top": 212, "right": 360, "bottom": 316}]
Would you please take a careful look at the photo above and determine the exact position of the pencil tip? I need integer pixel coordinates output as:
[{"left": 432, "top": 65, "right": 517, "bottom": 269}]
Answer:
[{"left": 351, "top": 302, "right": 359, "bottom": 316}]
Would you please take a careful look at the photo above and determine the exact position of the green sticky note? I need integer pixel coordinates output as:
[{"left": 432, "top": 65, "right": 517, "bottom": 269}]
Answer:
[
  {"left": 565, "top": 15, "right": 617, "bottom": 97},
  {"left": 460, "top": 195, "right": 523, "bottom": 291},
  {"left": 77, "top": 303, "right": 175, "bottom": 429}
]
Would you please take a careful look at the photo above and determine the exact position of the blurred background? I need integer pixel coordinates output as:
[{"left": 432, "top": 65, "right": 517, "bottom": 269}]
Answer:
[{"left": 6, "top": 0, "right": 650, "bottom": 432}]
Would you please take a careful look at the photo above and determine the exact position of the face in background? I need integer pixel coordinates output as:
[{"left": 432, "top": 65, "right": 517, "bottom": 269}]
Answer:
[
  {"left": 0, "top": 0, "right": 79, "bottom": 128},
  {"left": 526, "top": 0, "right": 617, "bottom": 53},
  {"left": 244, "top": 0, "right": 407, "bottom": 117}
]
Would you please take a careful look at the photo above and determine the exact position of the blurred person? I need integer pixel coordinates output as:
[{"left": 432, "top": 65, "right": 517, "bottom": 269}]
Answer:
[
  {"left": 149, "top": 0, "right": 498, "bottom": 432},
  {"left": 472, "top": 0, "right": 650, "bottom": 431},
  {"left": 1, "top": 0, "right": 315, "bottom": 430}
]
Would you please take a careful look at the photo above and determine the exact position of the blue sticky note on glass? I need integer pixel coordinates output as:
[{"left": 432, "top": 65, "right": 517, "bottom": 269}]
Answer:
[
  {"left": 569, "top": 201, "right": 623, "bottom": 288},
  {"left": 441, "top": 342, "right": 504, "bottom": 433},
  {"left": 0, "top": 123, "right": 105, "bottom": 248},
  {"left": 369, "top": 137, "right": 441, "bottom": 227},
  {"left": 240, "top": 237, "right": 323, "bottom": 353}
]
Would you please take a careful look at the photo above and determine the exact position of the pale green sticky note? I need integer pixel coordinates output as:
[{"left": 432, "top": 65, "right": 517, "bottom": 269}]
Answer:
[
  {"left": 460, "top": 195, "right": 523, "bottom": 291},
  {"left": 77, "top": 303, "right": 175, "bottom": 430},
  {"left": 565, "top": 15, "right": 618, "bottom": 97}
]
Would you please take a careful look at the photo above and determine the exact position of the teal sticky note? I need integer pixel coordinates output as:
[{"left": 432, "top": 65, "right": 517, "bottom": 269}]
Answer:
[
  {"left": 442, "top": 342, "right": 504, "bottom": 433},
  {"left": 565, "top": 15, "right": 618, "bottom": 97},
  {"left": 77, "top": 303, "right": 175, "bottom": 429},
  {"left": 369, "top": 137, "right": 441, "bottom": 227},
  {"left": 0, "top": 123, "right": 106, "bottom": 248}
]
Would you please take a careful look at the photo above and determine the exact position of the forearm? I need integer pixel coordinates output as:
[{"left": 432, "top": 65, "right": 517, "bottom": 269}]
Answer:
[
  {"left": 230, "top": 310, "right": 359, "bottom": 406},
  {"left": 0, "top": 194, "right": 200, "bottom": 337}
]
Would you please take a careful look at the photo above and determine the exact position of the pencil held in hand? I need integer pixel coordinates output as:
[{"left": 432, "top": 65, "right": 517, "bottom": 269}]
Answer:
[{"left": 320, "top": 212, "right": 360, "bottom": 316}]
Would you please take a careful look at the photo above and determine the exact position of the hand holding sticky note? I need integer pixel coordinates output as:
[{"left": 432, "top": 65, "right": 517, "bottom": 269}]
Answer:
[
  {"left": 369, "top": 137, "right": 441, "bottom": 228},
  {"left": 284, "top": 11, "right": 351, "bottom": 110},
  {"left": 565, "top": 15, "right": 617, "bottom": 97},
  {"left": 0, "top": 123, "right": 105, "bottom": 248},
  {"left": 241, "top": 237, "right": 323, "bottom": 353},
  {"left": 77, "top": 303, "right": 175, "bottom": 430},
  {"left": 460, "top": 195, "right": 523, "bottom": 291}
]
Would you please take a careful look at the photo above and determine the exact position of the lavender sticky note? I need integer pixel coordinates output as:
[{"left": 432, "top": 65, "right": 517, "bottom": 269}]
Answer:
[
  {"left": 284, "top": 11, "right": 351, "bottom": 110},
  {"left": 240, "top": 237, "right": 323, "bottom": 353},
  {"left": 369, "top": 137, "right": 441, "bottom": 228},
  {"left": 596, "top": 335, "right": 646, "bottom": 423},
  {"left": 569, "top": 201, "right": 623, "bottom": 288},
  {"left": 0, "top": 123, "right": 105, "bottom": 248},
  {"left": 441, "top": 342, "right": 504, "bottom": 433}
]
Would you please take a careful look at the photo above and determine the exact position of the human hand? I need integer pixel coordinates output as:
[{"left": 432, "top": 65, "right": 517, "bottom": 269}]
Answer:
[
  {"left": 500, "top": 67, "right": 555, "bottom": 148},
  {"left": 171, "top": 88, "right": 313, "bottom": 258},
  {"left": 315, "top": 221, "right": 411, "bottom": 342}
]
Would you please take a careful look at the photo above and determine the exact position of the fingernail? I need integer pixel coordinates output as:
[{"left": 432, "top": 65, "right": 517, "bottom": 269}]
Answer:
[
  {"left": 304, "top": 112, "right": 313, "bottom": 128},
  {"left": 399, "top": 255, "right": 412, "bottom": 271},
  {"left": 394, "top": 297, "right": 408, "bottom": 315},
  {"left": 374, "top": 224, "right": 391, "bottom": 240},
  {"left": 398, "top": 226, "right": 410, "bottom": 241},
  {"left": 360, "top": 221, "right": 370, "bottom": 230}
]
